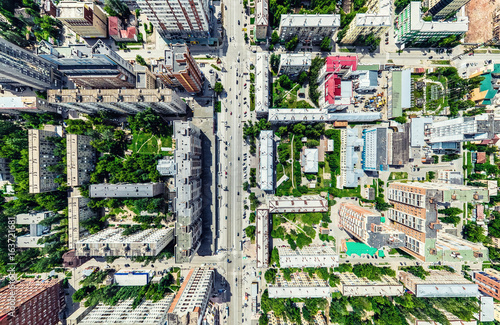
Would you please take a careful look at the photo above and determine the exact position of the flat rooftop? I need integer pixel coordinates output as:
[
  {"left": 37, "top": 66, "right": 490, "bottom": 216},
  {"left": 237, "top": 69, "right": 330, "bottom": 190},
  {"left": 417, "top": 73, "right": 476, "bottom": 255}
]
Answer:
[
  {"left": 277, "top": 246, "right": 338, "bottom": 268},
  {"left": 268, "top": 195, "right": 328, "bottom": 213},
  {"left": 340, "top": 273, "right": 404, "bottom": 296},
  {"left": 280, "top": 14, "right": 340, "bottom": 28}
]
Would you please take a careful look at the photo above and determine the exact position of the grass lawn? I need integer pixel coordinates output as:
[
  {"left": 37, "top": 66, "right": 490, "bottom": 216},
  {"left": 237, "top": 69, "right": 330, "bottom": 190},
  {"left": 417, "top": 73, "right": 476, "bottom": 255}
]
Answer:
[
  {"left": 430, "top": 60, "right": 451, "bottom": 65},
  {"left": 129, "top": 133, "right": 173, "bottom": 155},
  {"left": 388, "top": 172, "right": 408, "bottom": 180}
]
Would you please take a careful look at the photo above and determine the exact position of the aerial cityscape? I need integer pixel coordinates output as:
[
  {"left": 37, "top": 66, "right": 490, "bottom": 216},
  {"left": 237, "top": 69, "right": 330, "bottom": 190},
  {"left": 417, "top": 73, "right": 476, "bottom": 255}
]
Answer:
[{"left": 2, "top": 0, "right": 500, "bottom": 324}]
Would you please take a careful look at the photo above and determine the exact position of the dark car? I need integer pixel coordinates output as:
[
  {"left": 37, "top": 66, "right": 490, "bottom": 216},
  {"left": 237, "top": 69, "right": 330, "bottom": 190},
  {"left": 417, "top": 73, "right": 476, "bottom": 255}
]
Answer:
[{"left": 124, "top": 264, "right": 130, "bottom": 267}]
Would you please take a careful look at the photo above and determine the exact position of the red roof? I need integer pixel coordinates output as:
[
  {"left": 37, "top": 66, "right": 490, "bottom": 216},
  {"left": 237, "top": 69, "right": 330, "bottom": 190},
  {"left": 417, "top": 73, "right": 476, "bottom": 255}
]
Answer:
[
  {"left": 480, "top": 134, "right": 500, "bottom": 145},
  {"left": 325, "top": 75, "right": 341, "bottom": 104},
  {"left": 108, "top": 16, "right": 119, "bottom": 37},
  {"left": 326, "top": 55, "right": 358, "bottom": 73},
  {"left": 120, "top": 26, "right": 137, "bottom": 40},
  {"left": 476, "top": 152, "right": 487, "bottom": 164}
]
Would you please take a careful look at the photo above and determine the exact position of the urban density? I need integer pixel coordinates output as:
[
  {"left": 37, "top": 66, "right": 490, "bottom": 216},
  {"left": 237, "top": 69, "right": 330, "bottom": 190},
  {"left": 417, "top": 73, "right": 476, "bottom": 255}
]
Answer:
[{"left": 3, "top": 0, "right": 500, "bottom": 324}]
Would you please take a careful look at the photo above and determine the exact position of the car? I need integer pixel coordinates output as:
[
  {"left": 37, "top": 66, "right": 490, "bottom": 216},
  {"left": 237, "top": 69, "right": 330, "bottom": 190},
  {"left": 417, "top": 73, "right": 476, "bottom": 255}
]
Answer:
[
  {"left": 238, "top": 20, "right": 240, "bottom": 25},
  {"left": 428, "top": 56, "right": 433, "bottom": 59},
  {"left": 236, "top": 80, "right": 238, "bottom": 84},
  {"left": 238, "top": 157, "right": 240, "bottom": 161},
  {"left": 237, "top": 192, "right": 240, "bottom": 195},
  {"left": 124, "top": 264, "right": 130, "bottom": 267}
]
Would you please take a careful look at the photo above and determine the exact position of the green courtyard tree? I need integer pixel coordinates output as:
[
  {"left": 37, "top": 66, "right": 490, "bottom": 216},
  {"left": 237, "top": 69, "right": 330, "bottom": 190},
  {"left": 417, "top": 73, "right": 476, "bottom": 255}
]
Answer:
[
  {"left": 213, "top": 82, "right": 224, "bottom": 94},
  {"left": 320, "top": 36, "right": 332, "bottom": 51},
  {"left": 136, "top": 55, "right": 147, "bottom": 66},
  {"left": 285, "top": 36, "right": 298, "bottom": 51},
  {"left": 271, "top": 30, "right": 280, "bottom": 44}
]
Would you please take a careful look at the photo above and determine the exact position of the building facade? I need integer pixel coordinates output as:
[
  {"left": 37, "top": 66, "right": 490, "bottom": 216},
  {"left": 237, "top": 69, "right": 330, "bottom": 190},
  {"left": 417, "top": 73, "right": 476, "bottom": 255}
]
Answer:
[
  {"left": 341, "top": 0, "right": 391, "bottom": 44},
  {"left": 269, "top": 271, "right": 329, "bottom": 298},
  {"left": 68, "top": 188, "right": 94, "bottom": 249},
  {"left": 278, "top": 53, "right": 312, "bottom": 77},
  {"left": 16, "top": 211, "right": 53, "bottom": 248},
  {"left": 362, "top": 127, "right": 388, "bottom": 171},
  {"left": 475, "top": 270, "right": 500, "bottom": 301},
  {"left": 259, "top": 130, "right": 274, "bottom": 191},
  {"left": 428, "top": 0, "right": 471, "bottom": 18},
  {"left": 89, "top": 183, "right": 164, "bottom": 198},
  {"left": 67, "top": 134, "right": 95, "bottom": 187},
  {"left": 400, "top": 270, "right": 478, "bottom": 297},
  {"left": 28, "top": 128, "right": 61, "bottom": 194},
  {"left": 0, "top": 38, "right": 62, "bottom": 90},
  {"left": 56, "top": 2, "right": 108, "bottom": 38},
  {"left": 255, "top": 0, "right": 268, "bottom": 40},
  {"left": 278, "top": 14, "right": 340, "bottom": 44},
  {"left": 173, "top": 121, "right": 203, "bottom": 263},
  {"left": 156, "top": 45, "right": 203, "bottom": 93}
]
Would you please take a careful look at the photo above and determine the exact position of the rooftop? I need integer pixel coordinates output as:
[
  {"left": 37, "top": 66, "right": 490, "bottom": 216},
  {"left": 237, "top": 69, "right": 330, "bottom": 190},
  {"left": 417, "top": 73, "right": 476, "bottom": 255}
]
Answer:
[
  {"left": 340, "top": 273, "right": 404, "bottom": 296},
  {"left": 302, "top": 148, "right": 318, "bottom": 173},
  {"left": 259, "top": 130, "right": 274, "bottom": 191},
  {"left": 280, "top": 14, "right": 340, "bottom": 28},
  {"left": 268, "top": 109, "right": 382, "bottom": 123},
  {"left": 407, "top": 1, "right": 469, "bottom": 33},
  {"left": 269, "top": 271, "right": 330, "bottom": 298},
  {"left": 256, "top": 53, "right": 269, "bottom": 115},
  {"left": 268, "top": 195, "right": 328, "bottom": 213},
  {"left": 277, "top": 246, "right": 338, "bottom": 268},
  {"left": 279, "top": 53, "right": 312, "bottom": 67},
  {"left": 77, "top": 227, "right": 173, "bottom": 244},
  {"left": 255, "top": 0, "right": 268, "bottom": 26}
]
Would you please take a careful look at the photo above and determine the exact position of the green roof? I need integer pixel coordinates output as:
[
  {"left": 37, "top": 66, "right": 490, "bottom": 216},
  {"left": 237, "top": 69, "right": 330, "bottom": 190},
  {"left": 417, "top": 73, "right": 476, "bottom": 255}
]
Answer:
[
  {"left": 392, "top": 71, "right": 403, "bottom": 118},
  {"left": 357, "top": 64, "right": 380, "bottom": 71},
  {"left": 378, "top": 250, "right": 385, "bottom": 257},
  {"left": 478, "top": 64, "right": 500, "bottom": 104},
  {"left": 345, "top": 242, "right": 378, "bottom": 256}
]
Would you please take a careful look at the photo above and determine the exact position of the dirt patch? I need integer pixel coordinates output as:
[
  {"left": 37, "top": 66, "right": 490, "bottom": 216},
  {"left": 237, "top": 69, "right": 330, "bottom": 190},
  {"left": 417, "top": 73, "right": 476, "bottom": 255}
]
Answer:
[{"left": 465, "top": 0, "right": 500, "bottom": 44}]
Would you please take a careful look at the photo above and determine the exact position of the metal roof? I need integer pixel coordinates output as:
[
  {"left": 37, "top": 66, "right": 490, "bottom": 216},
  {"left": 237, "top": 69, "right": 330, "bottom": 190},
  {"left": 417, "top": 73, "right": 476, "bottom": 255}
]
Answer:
[{"left": 259, "top": 130, "right": 274, "bottom": 191}]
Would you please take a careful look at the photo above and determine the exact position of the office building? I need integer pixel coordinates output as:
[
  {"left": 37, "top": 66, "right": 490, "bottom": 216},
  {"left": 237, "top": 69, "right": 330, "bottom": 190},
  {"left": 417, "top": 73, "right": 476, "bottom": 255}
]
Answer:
[
  {"left": 362, "top": 127, "right": 388, "bottom": 171},
  {"left": 256, "top": 208, "right": 270, "bottom": 268},
  {"left": 89, "top": 183, "right": 164, "bottom": 198},
  {"left": 302, "top": 148, "right": 318, "bottom": 173},
  {"left": 278, "top": 53, "right": 312, "bottom": 77},
  {"left": 56, "top": 2, "right": 107, "bottom": 38},
  {"left": 68, "top": 188, "right": 94, "bottom": 249},
  {"left": 114, "top": 270, "right": 154, "bottom": 286},
  {"left": 277, "top": 246, "right": 338, "bottom": 268},
  {"left": 388, "top": 69, "right": 412, "bottom": 118},
  {"left": 76, "top": 227, "right": 174, "bottom": 257},
  {"left": 72, "top": 297, "right": 173, "bottom": 325},
  {"left": 387, "top": 182, "right": 489, "bottom": 261},
  {"left": 256, "top": 53, "right": 269, "bottom": 116},
  {"left": 268, "top": 109, "right": 381, "bottom": 124},
  {"left": 339, "top": 202, "right": 405, "bottom": 249},
  {"left": 173, "top": 121, "right": 203, "bottom": 263},
  {"left": 339, "top": 273, "right": 404, "bottom": 296},
  {"left": 341, "top": 0, "right": 391, "bottom": 44},
  {"left": 136, "top": 0, "right": 210, "bottom": 42},
  {"left": 475, "top": 270, "right": 500, "bottom": 301},
  {"left": 395, "top": 2, "right": 468, "bottom": 45},
  {"left": 318, "top": 56, "right": 358, "bottom": 108},
  {"left": 47, "top": 88, "right": 187, "bottom": 116},
  {"left": 16, "top": 211, "right": 53, "bottom": 248},
  {"left": 268, "top": 195, "right": 328, "bottom": 213},
  {"left": 0, "top": 38, "right": 62, "bottom": 90},
  {"left": 28, "top": 128, "right": 62, "bottom": 194},
  {"left": 428, "top": 0, "right": 471, "bottom": 18},
  {"left": 269, "top": 271, "right": 330, "bottom": 298},
  {"left": 0, "top": 279, "right": 64, "bottom": 325},
  {"left": 278, "top": 14, "right": 340, "bottom": 44},
  {"left": 67, "top": 134, "right": 95, "bottom": 187},
  {"left": 167, "top": 268, "right": 214, "bottom": 325},
  {"left": 40, "top": 40, "right": 136, "bottom": 89},
  {"left": 255, "top": 0, "right": 268, "bottom": 40},
  {"left": 400, "top": 270, "right": 478, "bottom": 297},
  {"left": 259, "top": 130, "right": 274, "bottom": 191},
  {"left": 426, "top": 114, "right": 500, "bottom": 144},
  {"left": 156, "top": 45, "right": 203, "bottom": 93}
]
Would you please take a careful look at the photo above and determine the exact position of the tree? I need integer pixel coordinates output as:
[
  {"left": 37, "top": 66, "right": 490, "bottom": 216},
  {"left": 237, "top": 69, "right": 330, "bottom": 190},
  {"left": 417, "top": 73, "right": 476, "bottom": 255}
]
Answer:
[
  {"left": 245, "top": 225, "right": 256, "bottom": 240},
  {"left": 271, "top": 30, "right": 280, "bottom": 44},
  {"left": 285, "top": 36, "right": 298, "bottom": 51},
  {"left": 270, "top": 53, "right": 280, "bottom": 73},
  {"left": 136, "top": 55, "right": 147, "bottom": 66},
  {"left": 264, "top": 268, "right": 277, "bottom": 284},
  {"left": 320, "top": 36, "right": 332, "bottom": 51},
  {"left": 104, "top": 0, "right": 130, "bottom": 19},
  {"left": 394, "top": 116, "right": 407, "bottom": 124},
  {"left": 463, "top": 222, "right": 486, "bottom": 243},
  {"left": 213, "top": 82, "right": 224, "bottom": 94},
  {"left": 278, "top": 75, "right": 293, "bottom": 90},
  {"left": 297, "top": 71, "right": 308, "bottom": 85},
  {"left": 438, "top": 207, "right": 462, "bottom": 216}
]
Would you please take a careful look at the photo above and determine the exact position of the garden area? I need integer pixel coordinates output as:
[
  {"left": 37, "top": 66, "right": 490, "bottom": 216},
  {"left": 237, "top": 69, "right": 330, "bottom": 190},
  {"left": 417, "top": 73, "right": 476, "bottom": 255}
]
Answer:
[
  {"left": 272, "top": 75, "right": 313, "bottom": 108},
  {"left": 128, "top": 132, "right": 173, "bottom": 155}
]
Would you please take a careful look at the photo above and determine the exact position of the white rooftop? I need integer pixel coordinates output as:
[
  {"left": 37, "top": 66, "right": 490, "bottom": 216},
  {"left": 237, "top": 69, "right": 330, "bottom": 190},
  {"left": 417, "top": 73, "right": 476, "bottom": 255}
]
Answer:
[
  {"left": 255, "top": 0, "right": 268, "bottom": 26},
  {"left": 77, "top": 227, "right": 173, "bottom": 245},
  {"left": 256, "top": 53, "right": 269, "bottom": 115},
  {"left": 302, "top": 148, "right": 318, "bottom": 173},
  {"left": 268, "top": 108, "right": 382, "bottom": 123},
  {"left": 280, "top": 14, "right": 340, "bottom": 28},
  {"left": 256, "top": 209, "right": 270, "bottom": 268},
  {"left": 340, "top": 273, "right": 404, "bottom": 296},
  {"left": 268, "top": 195, "right": 328, "bottom": 213},
  {"left": 277, "top": 246, "right": 338, "bottom": 268},
  {"left": 409, "top": 1, "right": 468, "bottom": 33},
  {"left": 259, "top": 130, "right": 274, "bottom": 191},
  {"left": 280, "top": 53, "right": 312, "bottom": 67}
]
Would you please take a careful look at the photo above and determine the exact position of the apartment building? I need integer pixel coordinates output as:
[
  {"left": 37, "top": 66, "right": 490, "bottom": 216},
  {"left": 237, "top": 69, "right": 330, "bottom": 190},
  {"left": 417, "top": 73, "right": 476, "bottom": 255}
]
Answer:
[
  {"left": 28, "top": 128, "right": 62, "bottom": 194},
  {"left": 387, "top": 182, "right": 489, "bottom": 261},
  {"left": 137, "top": 0, "right": 210, "bottom": 42},
  {"left": 428, "top": 0, "right": 471, "bottom": 18},
  {"left": 76, "top": 227, "right": 174, "bottom": 257},
  {"left": 278, "top": 14, "right": 340, "bottom": 44},
  {"left": 341, "top": 0, "right": 391, "bottom": 44},
  {"left": 16, "top": 211, "right": 53, "bottom": 248},
  {"left": 56, "top": 2, "right": 107, "bottom": 38},
  {"left": 134, "top": 64, "right": 157, "bottom": 89},
  {"left": 166, "top": 268, "right": 214, "bottom": 325},
  {"left": 268, "top": 195, "right": 328, "bottom": 213},
  {"left": 156, "top": 45, "right": 203, "bottom": 93},
  {"left": 395, "top": 2, "right": 468, "bottom": 45},
  {"left": 0, "top": 38, "right": 62, "bottom": 90},
  {"left": 277, "top": 246, "right": 338, "bottom": 268},
  {"left": 255, "top": 0, "right": 269, "bottom": 40},
  {"left": 259, "top": 130, "right": 274, "bottom": 192},
  {"left": 0, "top": 279, "right": 65, "bottom": 325},
  {"left": 68, "top": 188, "right": 94, "bottom": 249},
  {"left": 89, "top": 183, "right": 164, "bottom": 198},
  {"left": 362, "top": 127, "right": 388, "bottom": 171},
  {"left": 173, "top": 121, "right": 203, "bottom": 263},
  {"left": 475, "top": 270, "right": 500, "bottom": 300},
  {"left": 339, "top": 202, "right": 405, "bottom": 249},
  {"left": 269, "top": 271, "right": 329, "bottom": 298},
  {"left": 339, "top": 273, "right": 404, "bottom": 296},
  {"left": 47, "top": 88, "right": 187, "bottom": 116},
  {"left": 256, "top": 208, "right": 270, "bottom": 268},
  {"left": 268, "top": 109, "right": 382, "bottom": 124},
  {"left": 66, "top": 134, "right": 95, "bottom": 187},
  {"left": 426, "top": 113, "right": 500, "bottom": 143},
  {"left": 278, "top": 53, "right": 312, "bottom": 77},
  {"left": 400, "top": 270, "right": 478, "bottom": 297},
  {"left": 255, "top": 52, "right": 269, "bottom": 116},
  {"left": 0, "top": 158, "right": 13, "bottom": 184}
]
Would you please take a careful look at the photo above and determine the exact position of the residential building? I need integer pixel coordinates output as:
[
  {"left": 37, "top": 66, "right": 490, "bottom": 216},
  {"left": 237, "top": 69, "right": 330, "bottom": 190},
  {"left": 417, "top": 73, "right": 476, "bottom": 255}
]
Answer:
[
  {"left": 157, "top": 156, "right": 176, "bottom": 176},
  {"left": 256, "top": 53, "right": 269, "bottom": 116},
  {"left": 339, "top": 273, "right": 404, "bottom": 296},
  {"left": 268, "top": 195, "right": 328, "bottom": 213},
  {"left": 475, "top": 270, "right": 500, "bottom": 301},
  {"left": 0, "top": 279, "right": 65, "bottom": 325},
  {"left": 318, "top": 56, "right": 358, "bottom": 108},
  {"left": 399, "top": 270, "right": 478, "bottom": 297},
  {"left": 66, "top": 134, "right": 95, "bottom": 187},
  {"left": 16, "top": 211, "right": 53, "bottom": 248},
  {"left": 437, "top": 170, "right": 463, "bottom": 185},
  {"left": 278, "top": 14, "right": 340, "bottom": 45},
  {"left": 269, "top": 271, "right": 330, "bottom": 298},
  {"left": 362, "top": 127, "right": 388, "bottom": 171},
  {"left": 268, "top": 109, "right": 382, "bottom": 124},
  {"left": 39, "top": 41, "right": 136, "bottom": 89},
  {"left": 0, "top": 38, "right": 62, "bottom": 90},
  {"left": 339, "top": 202, "right": 405, "bottom": 249},
  {"left": 134, "top": 64, "right": 157, "bottom": 89},
  {"left": 68, "top": 188, "right": 94, "bottom": 249},
  {"left": 339, "top": 128, "right": 364, "bottom": 189},
  {"left": 395, "top": 2, "right": 468, "bottom": 45},
  {"left": 0, "top": 158, "right": 13, "bottom": 184},
  {"left": 76, "top": 227, "right": 174, "bottom": 257},
  {"left": 256, "top": 209, "right": 270, "bottom": 268},
  {"left": 173, "top": 121, "right": 203, "bottom": 263},
  {"left": 156, "top": 45, "right": 203, "bottom": 93},
  {"left": 114, "top": 270, "right": 154, "bottom": 286},
  {"left": 302, "top": 148, "right": 318, "bottom": 173},
  {"left": 387, "top": 182, "right": 489, "bottom": 261},
  {"left": 56, "top": 2, "right": 108, "bottom": 38},
  {"left": 428, "top": 0, "right": 471, "bottom": 18},
  {"left": 388, "top": 69, "right": 412, "bottom": 118},
  {"left": 28, "top": 128, "right": 62, "bottom": 194},
  {"left": 136, "top": 0, "right": 210, "bottom": 42},
  {"left": 278, "top": 53, "right": 311, "bottom": 77},
  {"left": 341, "top": 0, "right": 391, "bottom": 44},
  {"left": 47, "top": 88, "right": 187, "bottom": 116},
  {"left": 426, "top": 114, "right": 500, "bottom": 144},
  {"left": 70, "top": 296, "right": 174, "bottom": 325},
  {"left": 89, "top": 183, "right": 164, "bottom": 198},
  {"left": 259, "top": 130, "right": 274, "bottom": 191},
  {"left": 277, "top": 246, "right": 338, "bottom": 268},
  {"left": 166, "top": 268, "right": 214, "bottom": 325},
  {"left": 108, "top": 16, "right": 137, "bottom": 42},
  {"left": 255, "top": 0, "right": 268, "bottom": 40}
]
